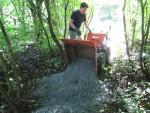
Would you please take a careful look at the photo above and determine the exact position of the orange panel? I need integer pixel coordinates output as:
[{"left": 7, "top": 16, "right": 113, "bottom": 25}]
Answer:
[
  {"left": 87, "top": 32, "right": 106, "bottom": 47},
  {"left": 61, "top": 39, "right": 96, "bottom": 47},
  {"left": 61, "top": 38, "right": 98, "bottom": 76}
]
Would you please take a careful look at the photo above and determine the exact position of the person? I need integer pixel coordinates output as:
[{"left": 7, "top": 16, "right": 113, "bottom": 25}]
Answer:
[{"left": 69, "top": 2, "right": 91, "bottom": 39}]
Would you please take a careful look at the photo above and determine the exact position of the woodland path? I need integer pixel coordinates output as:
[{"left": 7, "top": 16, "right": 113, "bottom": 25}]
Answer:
[{"left": 32, "top": 58, "right": 108, "bottom": 113}]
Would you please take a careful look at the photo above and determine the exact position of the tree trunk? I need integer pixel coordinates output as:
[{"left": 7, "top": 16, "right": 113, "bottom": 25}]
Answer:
[
  {"left": 36, "top": 0, "right": 53, "bottom": 52},
  {"left": 139, "top": 0, "right": 150, "bottom": 80},
  {"left": 131, "top": 20, "right": 137, "bottom": 52},
  {"left": 0, "top": 19, "right": 21, "bottom": 97},
  {"left": 144, "top": 15, "right": 150, "bottom": 46},
  {"left": 27, "top": 0, "right": 53, "bottom": 52},
  {"left": 64, "top": 0, "right": 69, "bottom": 39},
  {"left": 44, "top": 0, "right": 66, "bottom": 62},
  {"left": 122, "top": 0, "right": 130, "bottom": 60}
]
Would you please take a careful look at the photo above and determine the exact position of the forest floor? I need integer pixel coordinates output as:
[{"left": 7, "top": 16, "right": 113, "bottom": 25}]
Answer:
[
  {"left": 30, "top": 56, "right": 150, "bottom": 113},
  {"left": 14, "top": 46, "right": 149, "bottom": 113},
  {"left": 12, "top": 45, "right": 66, "bottom": 113},
  {"left": 31, "top": 58, "right": 109, "bottom": 113}
]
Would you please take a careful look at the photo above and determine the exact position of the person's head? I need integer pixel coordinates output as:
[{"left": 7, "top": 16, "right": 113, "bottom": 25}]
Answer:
[{"left": 79, "top": 2, "right": 88, "bottom": 14}]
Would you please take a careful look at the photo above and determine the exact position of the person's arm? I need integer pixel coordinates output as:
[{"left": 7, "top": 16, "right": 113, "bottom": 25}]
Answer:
[
  {"left": 69, "top": 11, "right": 78, "bottom": 30},
  {"left": 69, "top": 18, "right": 81, "bottom": 36},
  {"left": 69, "top": 19, "right": 77, "bottom": 30}
]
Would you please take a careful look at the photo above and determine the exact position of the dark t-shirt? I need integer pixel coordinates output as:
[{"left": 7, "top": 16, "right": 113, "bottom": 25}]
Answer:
[{"left": 69, "top": 10, "right": 86, "bottom": 31}]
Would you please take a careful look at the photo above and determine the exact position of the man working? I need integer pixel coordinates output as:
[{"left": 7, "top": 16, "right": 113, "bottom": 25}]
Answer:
[{"left": 69, "top": 2, "right": 91, "bottom": 39}]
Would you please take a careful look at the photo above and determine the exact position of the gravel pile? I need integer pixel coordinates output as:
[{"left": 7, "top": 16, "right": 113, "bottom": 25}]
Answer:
[{"left": 32, "top": 58, "right": 108, "bottom": 113}]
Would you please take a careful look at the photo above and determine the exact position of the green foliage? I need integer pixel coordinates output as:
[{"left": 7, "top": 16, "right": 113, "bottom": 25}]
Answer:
[
  {"left": 0, "top": 0, "right": 149, "bottom": 113},
  {"left": 100, "top": 58, "right": 149, "bottom": 113},
  {"left": 124, "top": 0, "right": 150, "bottom": 80},
  {"left": 121, "top": 82, "right": 150, "bottom": 113},
  {"left": 0, "top": 0, "right": 85, "bottom": 112}
]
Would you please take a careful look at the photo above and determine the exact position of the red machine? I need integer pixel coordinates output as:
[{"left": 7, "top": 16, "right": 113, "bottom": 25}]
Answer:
[
  {"left": 87, "top": 32, "right": 105, "bottom": 47},
  {"left": 61, "top": 32, "right": 106, "bottom": 76}
]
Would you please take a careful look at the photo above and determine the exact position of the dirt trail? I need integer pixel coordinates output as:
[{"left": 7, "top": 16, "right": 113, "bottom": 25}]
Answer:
[{"left": 32, "top": 58, "right": 108, "bottom": 113}]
